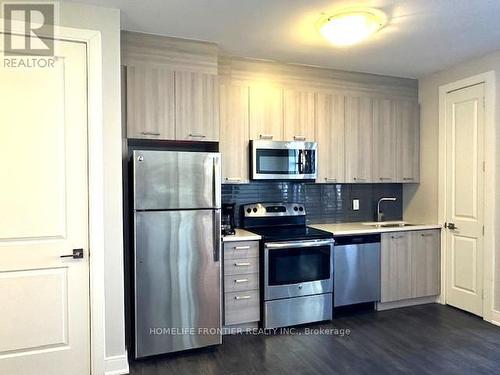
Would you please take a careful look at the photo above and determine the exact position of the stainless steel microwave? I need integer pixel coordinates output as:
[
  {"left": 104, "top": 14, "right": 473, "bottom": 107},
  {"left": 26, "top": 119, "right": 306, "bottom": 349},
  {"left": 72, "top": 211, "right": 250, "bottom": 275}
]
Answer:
[{"left": 250, "top": 140, "right": 318, "bottom": 180}]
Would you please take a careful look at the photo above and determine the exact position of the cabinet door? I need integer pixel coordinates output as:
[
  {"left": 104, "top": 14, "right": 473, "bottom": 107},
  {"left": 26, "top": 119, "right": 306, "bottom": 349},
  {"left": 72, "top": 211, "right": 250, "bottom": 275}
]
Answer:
[
  {"left": 219, "top": 83, "right": 250, "bottom": 183},
  {"left": 396, "top": 100, "right": 420, "bottom": 183},
  {"left": 283, "top": 88, "right": 315, "bottom": 141},
  {"left": 175, "top": 71, "right": 219, "bottom": 141},
  {"left": 345, "top": 96, "right": 373, "bottom": 183},
  {"left": 411, "top": 230, "right": 440, "bottom": 298},
  {"left": 381, "top": 232, "right": 412, "bottom": 302},
  {"left": 316, "top": 93, "right": 345, "bottom": 183},
  {"left": 373, "top": 98, "right": 397, "bottom": 182},
  {"left": 249, "top": 85, "right": 283, "bottom": 141},
  {"left": 126, "top": 65, "right": 175, "bottom": 139}
]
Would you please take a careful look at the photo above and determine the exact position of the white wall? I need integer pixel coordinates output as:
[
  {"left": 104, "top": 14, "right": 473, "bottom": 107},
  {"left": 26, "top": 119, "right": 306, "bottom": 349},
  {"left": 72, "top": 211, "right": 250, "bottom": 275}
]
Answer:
[
  {"left": 404, "top": 49, "right": 500, "bottom": 315},
  {"left": 59, "top": 2, "right": 127, "bottom": 373}
]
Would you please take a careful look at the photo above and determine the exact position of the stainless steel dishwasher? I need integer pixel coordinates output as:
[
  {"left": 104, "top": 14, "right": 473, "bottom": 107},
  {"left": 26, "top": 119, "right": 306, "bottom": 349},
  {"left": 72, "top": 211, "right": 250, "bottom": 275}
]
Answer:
[{"left": 334, "top": 234, "right": 381, "bottom": 307}]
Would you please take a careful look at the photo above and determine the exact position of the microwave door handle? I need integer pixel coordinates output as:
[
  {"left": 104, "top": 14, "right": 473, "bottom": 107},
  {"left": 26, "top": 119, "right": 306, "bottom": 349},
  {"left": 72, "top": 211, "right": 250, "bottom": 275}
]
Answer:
[{"left": 298, "top": 150, "right": 304, "bottom": 174}]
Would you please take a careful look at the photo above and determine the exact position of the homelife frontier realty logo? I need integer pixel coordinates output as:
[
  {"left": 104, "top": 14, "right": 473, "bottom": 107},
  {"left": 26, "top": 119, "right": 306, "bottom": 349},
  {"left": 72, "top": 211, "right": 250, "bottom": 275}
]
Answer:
[{"left": 2, "top": 1, "right": 57, "bottom": 68}]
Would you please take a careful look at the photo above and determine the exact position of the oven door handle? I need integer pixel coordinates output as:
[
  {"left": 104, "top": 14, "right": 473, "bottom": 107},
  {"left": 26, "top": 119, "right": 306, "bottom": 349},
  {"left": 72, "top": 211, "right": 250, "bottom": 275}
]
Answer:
[{"left": 265, "top": 239, "right": 334, "bottom": 249}]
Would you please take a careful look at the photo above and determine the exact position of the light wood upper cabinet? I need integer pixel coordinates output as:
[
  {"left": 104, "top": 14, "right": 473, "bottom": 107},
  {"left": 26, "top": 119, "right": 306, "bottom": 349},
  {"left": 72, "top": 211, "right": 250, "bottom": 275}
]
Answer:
[
  {"left": 316, "top": 93, "right": 345, "bottom": 183},
  {"left": 411, "top": 230, "right": 440, "bottom": 298},
  {"left": 175, "top": 71, "right": 219, "bottom": 141},
  {"left": 219, "top": 83, "right": 250, "bottom": 183},
  {"left": 126, "top": 65, "right": 175, "bottom": 139},
  {"left": 248, "top": 85, "right": 284, "bottom": 141},
  {"left": 397, "top": 100, "right": 420, "bottom": 182},
  {"left": 381, "top": 232, "right": 412, "bottom": 303},
  {"left": 373, "top": 98, "right": 397, "bottom": 182},
  {"left": 345, "top": 96, "right": 373, "bottom": 183},
  {"left": 283, "top": 89, "right": 315, "bottom": 141}
]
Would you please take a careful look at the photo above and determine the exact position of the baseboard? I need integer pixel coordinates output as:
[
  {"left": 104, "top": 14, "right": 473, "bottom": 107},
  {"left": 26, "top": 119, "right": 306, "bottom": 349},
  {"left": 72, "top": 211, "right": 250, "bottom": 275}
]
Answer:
[
  {"left": 104, "top": 353, "right": 129, "bottom": 375},
  {"left": 376, "top": 296, "right": 438, "bottom": 311}
]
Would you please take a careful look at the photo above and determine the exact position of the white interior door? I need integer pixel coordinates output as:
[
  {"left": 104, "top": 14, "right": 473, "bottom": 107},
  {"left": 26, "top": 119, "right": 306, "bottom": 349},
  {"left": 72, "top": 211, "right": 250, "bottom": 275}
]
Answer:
[
  {"left": 444, "top": 83, "right": 484, "bottom": 317},
  {"left": 0, "top": 40, "right": 90, "bottom": 374}
]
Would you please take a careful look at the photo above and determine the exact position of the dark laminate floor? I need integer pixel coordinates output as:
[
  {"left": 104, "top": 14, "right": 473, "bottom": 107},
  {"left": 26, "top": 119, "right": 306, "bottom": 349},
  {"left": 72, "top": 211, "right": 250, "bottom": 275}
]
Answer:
[{"left": 130, "top": 304, "right": 500, "bottom": 375}]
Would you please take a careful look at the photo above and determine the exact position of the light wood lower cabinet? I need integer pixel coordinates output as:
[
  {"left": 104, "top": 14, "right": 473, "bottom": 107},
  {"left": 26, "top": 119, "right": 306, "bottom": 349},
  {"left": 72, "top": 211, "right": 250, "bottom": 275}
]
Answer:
[
  {"left": 381, "top": 230, "right": 441, "bottom": 303},
  {"left": 219, "top": 83, "right": 250, "bottom": 183},
  {"left": 411, "top": 230, "right": 440, "bottom": 297},
  {"left": 223, "top": 241, "right": 260, "bottom": 325},
  {"left": 381, "top": 232, "right": 412, "bottom": 302}
]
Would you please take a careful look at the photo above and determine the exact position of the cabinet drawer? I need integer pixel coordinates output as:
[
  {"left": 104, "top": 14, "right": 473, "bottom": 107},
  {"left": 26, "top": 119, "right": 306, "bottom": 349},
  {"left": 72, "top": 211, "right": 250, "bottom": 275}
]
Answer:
[
  {"left": 224, "top": 290, "right": 260, "bottom": 325},
  {"left": 224, "top": 273, "right": 259, "bottom": 293},
  {"left": 224, "top": 258, "right": 259, "bottom": 275},
  {"left": 223, "top": 241, "right": 259, "bottom": 260}
]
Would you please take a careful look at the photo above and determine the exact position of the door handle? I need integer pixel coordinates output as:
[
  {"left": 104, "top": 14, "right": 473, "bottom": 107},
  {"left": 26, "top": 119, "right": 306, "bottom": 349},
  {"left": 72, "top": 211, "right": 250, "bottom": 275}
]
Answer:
[
  {"left": 445, "top": 222, "right": 459, "bottom": 230},
  {"left": 234, "top": 262, "right": 251, "bottom": 267},
  {"left": 60, "top": 248, "right": 84, "bottom": 259}
]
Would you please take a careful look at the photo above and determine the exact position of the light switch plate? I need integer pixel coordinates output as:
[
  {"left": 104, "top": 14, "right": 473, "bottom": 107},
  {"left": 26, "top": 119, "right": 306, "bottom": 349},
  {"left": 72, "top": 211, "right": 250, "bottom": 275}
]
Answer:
[{"left": 352, "top": 199, "right": 360, "bottom": 211}]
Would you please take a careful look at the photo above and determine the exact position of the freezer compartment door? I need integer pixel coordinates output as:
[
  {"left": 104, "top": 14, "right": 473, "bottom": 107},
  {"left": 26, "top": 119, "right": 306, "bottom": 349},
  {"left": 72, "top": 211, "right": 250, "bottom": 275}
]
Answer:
[
  {"left": 133, "top": 150, "right": 221, "bottom": 210},
  {"left": 134, "top": 209, "right": 221, "bottom": 358}
]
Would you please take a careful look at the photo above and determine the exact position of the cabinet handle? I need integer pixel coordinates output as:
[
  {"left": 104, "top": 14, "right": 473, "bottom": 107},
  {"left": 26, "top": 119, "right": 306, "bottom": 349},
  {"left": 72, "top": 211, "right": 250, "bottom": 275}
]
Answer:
[
  {"left": 420, "top": 233, "right": 434, "bottom": 237},
  {"left": 259, "top": 134, "right": 273, "bottom": 140},
  {"left": 234, "top": 279, "right": 249, "bottom": 283},
  {"left": 324, "top": 178, "right": 337, "bottom": 182},
  {"left": 353, "top": 177, "right": 366, "bottom": 182},
  {"left": 234, "top": 262, "right": 251, "bottom": 267},
  {"left": 189, "top": 133, "right": 206, "bottom": 138},
  {"left": 379, "top": 177, "right": 393, "bottom": 181},
  {"left": 391, "top": 235, "right": 405, "bottom": 239},
  {"left": 293, "top": 135, "right": 306, "bottom": 141},
  {"left": 225, "top": 177, "right": 242, "bottom": 182},
  {"left": 141, "top": 131, "right": 160, "bottom": 136},
  {"left": 403, "top": 177, "right": 414, "bottom": 181},
  {"left": 234, "top": 295, "right": 252, "bottom": 300},
  {"left": 234, "top": 246, "right": 250, "bottom": 250}
]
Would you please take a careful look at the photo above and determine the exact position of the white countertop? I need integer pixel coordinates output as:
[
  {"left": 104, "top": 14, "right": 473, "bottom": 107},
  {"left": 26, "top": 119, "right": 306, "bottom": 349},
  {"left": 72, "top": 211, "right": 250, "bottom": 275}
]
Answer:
[
  {"left": 310, "top": 221, "right": 442, "bottom": 236},
  {"left": 222, "top": 228, "right": 261, "bottom": 242}
]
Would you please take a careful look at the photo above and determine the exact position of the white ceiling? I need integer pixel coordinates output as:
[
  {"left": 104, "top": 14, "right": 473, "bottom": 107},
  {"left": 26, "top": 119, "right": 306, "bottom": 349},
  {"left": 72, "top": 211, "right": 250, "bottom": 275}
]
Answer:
[{"left": 69, "top": 0, "right": 500, "bottom": 78}]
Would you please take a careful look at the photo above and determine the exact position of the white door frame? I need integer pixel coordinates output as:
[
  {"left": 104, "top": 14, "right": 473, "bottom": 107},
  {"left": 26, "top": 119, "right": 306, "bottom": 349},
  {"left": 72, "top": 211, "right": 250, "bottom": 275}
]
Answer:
[
  {"left": 438, "top": 71, "right": 499, "bottom": 325},
  {"left": 1, "top": 21, "right": 107, "bottom": 374}
]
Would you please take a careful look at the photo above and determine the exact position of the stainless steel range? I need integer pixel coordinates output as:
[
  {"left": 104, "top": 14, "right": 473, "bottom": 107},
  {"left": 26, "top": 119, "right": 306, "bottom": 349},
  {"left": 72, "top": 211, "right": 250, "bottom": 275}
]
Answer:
[{"left": 242, "top": 203, "right": 334, "bottom": 329}]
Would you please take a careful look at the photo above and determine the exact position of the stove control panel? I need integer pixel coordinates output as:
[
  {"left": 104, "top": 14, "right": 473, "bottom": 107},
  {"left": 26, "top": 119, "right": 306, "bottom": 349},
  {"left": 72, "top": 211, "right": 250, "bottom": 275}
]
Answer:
[{"left": 243, "top": 203, "right": 306, "bottom": 217}]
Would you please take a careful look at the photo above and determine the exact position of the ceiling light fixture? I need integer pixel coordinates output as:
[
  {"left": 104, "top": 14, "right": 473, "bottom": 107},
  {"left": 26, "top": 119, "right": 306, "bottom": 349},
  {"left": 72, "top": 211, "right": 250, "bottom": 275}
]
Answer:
[{"left": 319, "top": 8, "right": 388, "bottom": 47}]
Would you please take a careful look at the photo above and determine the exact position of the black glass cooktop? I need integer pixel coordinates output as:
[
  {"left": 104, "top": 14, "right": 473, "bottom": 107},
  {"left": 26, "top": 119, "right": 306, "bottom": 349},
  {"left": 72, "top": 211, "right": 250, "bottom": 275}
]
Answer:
[{"left": 246, "top": 225, "right": 333, "bottom": 242}]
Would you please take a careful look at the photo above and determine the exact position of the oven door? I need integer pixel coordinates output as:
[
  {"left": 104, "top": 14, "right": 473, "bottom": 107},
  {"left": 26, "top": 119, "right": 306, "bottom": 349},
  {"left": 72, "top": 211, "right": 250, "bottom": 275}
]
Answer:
[
  {"left": 251, "top": 140, "right": 317, "bottom": 180},
  {"left": 264, "top": 239, "right": 334, "bottom": 300}
]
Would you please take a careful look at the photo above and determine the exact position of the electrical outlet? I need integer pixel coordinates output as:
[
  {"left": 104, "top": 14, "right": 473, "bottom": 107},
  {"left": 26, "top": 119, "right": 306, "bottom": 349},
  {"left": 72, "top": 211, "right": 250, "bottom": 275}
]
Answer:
[{"left": 352, "top": 199, "right": 360, "bottom": 211}]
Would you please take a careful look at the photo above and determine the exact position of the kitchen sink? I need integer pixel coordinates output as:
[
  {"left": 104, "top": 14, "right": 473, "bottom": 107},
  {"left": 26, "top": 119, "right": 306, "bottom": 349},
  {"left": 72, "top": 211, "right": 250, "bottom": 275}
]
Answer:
[{"left": 361, "top": 222, "right": 416, "bottom": 228}]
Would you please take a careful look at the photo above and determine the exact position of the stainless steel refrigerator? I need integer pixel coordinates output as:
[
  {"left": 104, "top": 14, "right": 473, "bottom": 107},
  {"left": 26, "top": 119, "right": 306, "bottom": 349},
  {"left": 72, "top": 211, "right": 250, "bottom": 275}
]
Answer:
[{"left": 132, "top": 150, "right": 222, "bottom": 358}]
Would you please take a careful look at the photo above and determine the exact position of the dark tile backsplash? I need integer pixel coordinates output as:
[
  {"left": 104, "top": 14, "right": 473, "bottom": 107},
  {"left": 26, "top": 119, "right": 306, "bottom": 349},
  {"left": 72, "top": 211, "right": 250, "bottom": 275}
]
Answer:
[{"left": 222, "top": 182, "right": 403, "bottom": 227}]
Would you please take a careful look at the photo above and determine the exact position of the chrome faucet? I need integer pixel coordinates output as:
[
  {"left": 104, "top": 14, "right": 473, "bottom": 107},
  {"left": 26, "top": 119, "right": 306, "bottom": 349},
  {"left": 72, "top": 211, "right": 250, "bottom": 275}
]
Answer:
[{"left": 377, "top": 197, "right": 397, "bottom": 222}]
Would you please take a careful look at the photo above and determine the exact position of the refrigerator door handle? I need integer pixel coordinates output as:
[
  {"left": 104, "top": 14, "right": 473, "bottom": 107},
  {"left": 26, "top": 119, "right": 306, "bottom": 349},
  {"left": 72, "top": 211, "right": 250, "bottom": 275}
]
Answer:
[
  {"left": 213, "top": 155, "right": 221, "bottom": 208},
  {"left": 213, "top": 209, "right": 221, "bottom": 262}
]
